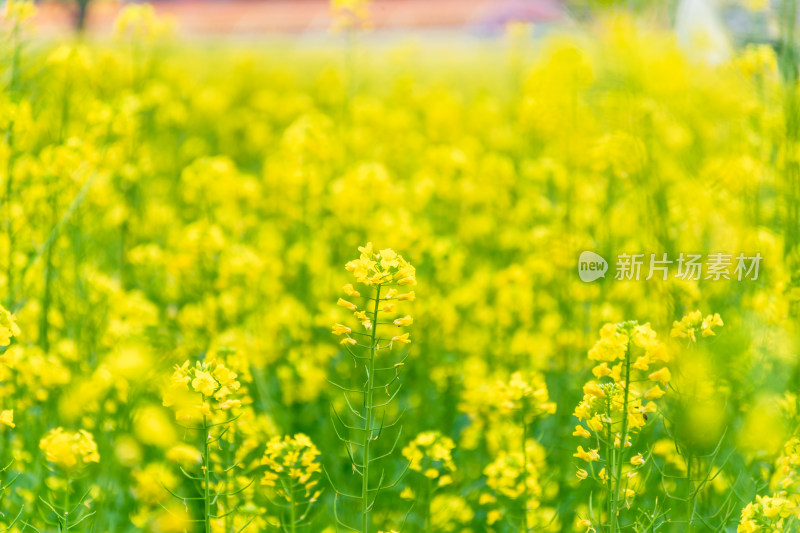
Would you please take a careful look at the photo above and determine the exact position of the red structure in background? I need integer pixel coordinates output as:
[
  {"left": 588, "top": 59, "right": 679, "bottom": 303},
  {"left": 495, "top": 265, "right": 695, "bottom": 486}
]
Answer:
[{"left": 32, "top": 0, "right": 564, "bottom": 35}]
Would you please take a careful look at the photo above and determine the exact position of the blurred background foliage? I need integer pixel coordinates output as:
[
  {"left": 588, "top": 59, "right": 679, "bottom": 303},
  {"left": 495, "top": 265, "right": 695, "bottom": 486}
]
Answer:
[{"left": 2, "top": 0, "right": 800, "bottom": 531}]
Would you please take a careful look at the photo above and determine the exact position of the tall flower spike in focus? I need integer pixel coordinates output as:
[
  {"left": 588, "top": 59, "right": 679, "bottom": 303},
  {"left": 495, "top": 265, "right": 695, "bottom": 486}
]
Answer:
[{"left": 328, "top": 243, "right": 416, "bottom": 533}]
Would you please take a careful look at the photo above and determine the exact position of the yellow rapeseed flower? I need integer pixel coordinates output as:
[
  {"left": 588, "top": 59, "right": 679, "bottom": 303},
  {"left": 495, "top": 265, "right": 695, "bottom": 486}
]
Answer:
[{"left": 39, "top": 428, "right": 100, "bottom": 472}]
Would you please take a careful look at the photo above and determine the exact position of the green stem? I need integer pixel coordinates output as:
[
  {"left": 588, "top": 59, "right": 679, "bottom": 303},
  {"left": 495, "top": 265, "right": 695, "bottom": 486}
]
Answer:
[
  {"left": 40, "top": 193, "right": 57, "bottom": 352},
  {"left": 290, "top": 478, "right": 297, "bottom": 533},
  {"left": 63, "top": 476, "right": 70, "bottom": 531},
  {"left": 521, "top": 415, "right": 529, "bottom": 532},
  {"left": 4, "top": 148, "right": 13, "bottom": 310},
  {"left": 4, "top": 24, "right": 17, "bottom": 310},
  {"left": 361, "top": 283, "right": 382, "bottom": 533},
  {"left": 611, "top": 338, "right": 633, "bottom": 532},
  {"left": 686, "top": 454, "right": 694, "bottom": 532},
  {"left": 203, "top": 415, "right": 211, "bottom": 533},
  {"left": 10, "top": 24, "right": 20, "bottom": 98},
  {"left": 424, "top": 476, "right": 432, "bottom": 531},
  {"left": 225, "top": 426, "right": 233, "bottom": 533},
  {"left": 605, "top": 397, "right": 614, "bottom": 531}
]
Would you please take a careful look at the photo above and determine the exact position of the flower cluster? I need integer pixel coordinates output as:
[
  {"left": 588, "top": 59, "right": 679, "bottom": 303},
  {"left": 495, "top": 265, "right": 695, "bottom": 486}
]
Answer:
[
  {"left": 2, "top": 0, "right": 36, "bottom": 25},
  {"left": 458, "top": 365, "right": 557, "bottom": 461},
  {"left": 482, "top": 449, "right": 543, "bottom": 526},
  {"left": 670, "top": 311, "right": 724, "bottom": 343},
  {"left": 39, "top": 428, "right": 100, "bottom": 473},
  {"left": 739, "top": 437, "right": 800, "bottom": 532},
  {"left": 334, "top": 243, "right": 416, "bottom": 347},
  {"left": 0, "top": 305, "right": 20, "bottom": 347},
  {"left": 497, "top": 371, "right": 557, "bottom": 423},
  {"left": 0, "top": 305, "right": 19, "bottom": 430},
  {"left": 261, "top": 434, "right": 322, "bottom": 503},
  {"left": 738, "top": 495, "right": 797, "bottom": 533},
  {"left": 162, "top": 359, "right": 242, "bottom": 421},
  {"left": 344, "top": 243, "right": 417, "bottom": 288},
  {"left": 484, "top": 451, "right": 541, "bottom": 500},
  {"left": 773, "top": 437, "right": 800, "bottom": 492},
  {"left": 402, "top": 431, "right": 456, "bottom": 485}
]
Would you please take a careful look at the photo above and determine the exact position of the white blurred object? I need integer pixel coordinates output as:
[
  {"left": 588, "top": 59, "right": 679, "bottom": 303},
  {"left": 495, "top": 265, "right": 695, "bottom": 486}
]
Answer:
[{"left": 675, "top": 0, "right": 733, "bottom": 64}]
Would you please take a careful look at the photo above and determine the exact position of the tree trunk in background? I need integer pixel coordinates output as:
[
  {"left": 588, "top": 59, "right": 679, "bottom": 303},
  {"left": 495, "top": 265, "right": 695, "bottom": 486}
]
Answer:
[{"left": 74, "top": 0, "right": 91, "bottom": 32}]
